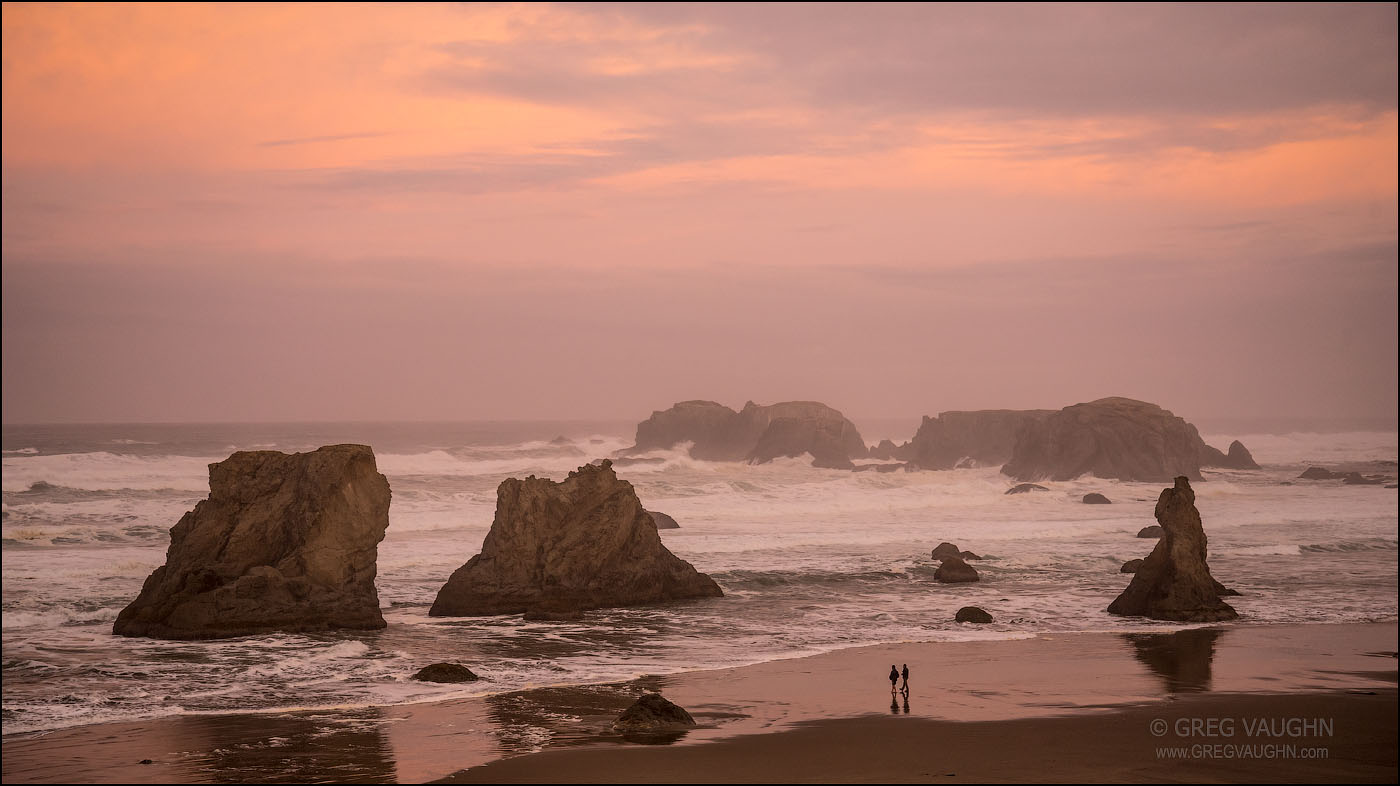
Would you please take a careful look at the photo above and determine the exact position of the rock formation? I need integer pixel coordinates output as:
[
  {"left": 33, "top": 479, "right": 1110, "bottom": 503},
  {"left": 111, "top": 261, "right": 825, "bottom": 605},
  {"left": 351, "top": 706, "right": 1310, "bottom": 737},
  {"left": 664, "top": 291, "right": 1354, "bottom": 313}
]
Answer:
[
  {"left": 868, "top": 439, "right": 903, "bottom": 460},
  {"left": 1298, "top": 466, "right": 1338, "bottom": 480},
  {"left": 1003, "top": 397, "right": 1239, "bottom": 483},
  {"left": 959, "top": 550, "right": 983, "bottom": 560},
  {"left": 1137, "top": 525, "right": 1164, "bottom": 538},
  {"left": 934, "top": 557, "right": 980, "bottom": 583},
  {"left": 1224, "top": 440, "right": 1260, "bottom": 469},
  {"left": 1107, "top": 477, "right": 1237, "bottom": 622},
  {"left": 955, "top": 606, "right": 993, "bottom": 623},
  {"left": 113, "top": 445, "right": 391, "bottom": 640},
  {"left": 613, "top": 693, "right": 696, "bottom": 732},
  {"left": 627, "top": 400, "right": 867, "bottom": 469},
  {"left": 931, "top": 542, "right": 963, "bottom": 560},
  {"left": 1121, "top": 558, "right": 1144, "bottom": 573},
  {"left": 1341, "top": 472, "right": 1385, "bottom": 485},
  {"left": 904, "top": 410, "right": 1054, "bottom": 470},
  {"left": 647, "top": 510, "right": 680, "bottom": 529},
  {"left": 1006, "top": 483, "right": 1048, "bottom": 494},
  {"left": 413, "top": 663, "right": 479, "bottom": 683},
  {"left": 1083, "top": 493, "right": 1112, "bottom": 504},
  {"left": 429, "top": 461, "right": 722, "bottom": 617}
]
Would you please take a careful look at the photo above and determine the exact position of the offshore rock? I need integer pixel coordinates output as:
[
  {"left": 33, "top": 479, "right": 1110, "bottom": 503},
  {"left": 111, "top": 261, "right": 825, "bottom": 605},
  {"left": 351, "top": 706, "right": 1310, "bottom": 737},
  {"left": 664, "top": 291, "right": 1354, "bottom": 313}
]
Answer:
[
  {"left": 1108, "top": 477, "right": 1237, "bottom": 622},
  {"left": 905, "top": 410, "right": 1054, "bottom": 470},
  {"left": 1224, "top": 440, "right": 1260, "bottom": 469},
  {"left": 934, "top": 557, "right": 980, "bottom": 583},
  {"left": 430, "top": 461, "right": 722, "bottom": 617},
  {"left": 1298, "top": 466, "right": 1338, "bottom": 480},
  {"left": 931, "top": 542, "right": 963, "bottom": 561},
  {"left": 1137, "top": 525, "right": 1164, "bottom": 538},
  {"left": 413, "top": 663, "right": 479, "bottom": 683},
  {"left": 647, "top": 510, "right": 680, "bottom": 529},
  {"left": 1006, "top": 483, "right": 1048, "bottom": 494},
  {"left": 1083, "top": 493, "right": 1112, "bottom": 504},
  {"left": 1003, "top": 397, "right": 1222, "bottom": 482},
  {"left": 1121, "top": 558, "right": 1145, "bottom": 573},
  {"left": 627, "top": 400, "right": 867, "bottom": 468},
  {"left": 113, "top": 445, "right": 391, "bottom": 640},
  {"left": 955, "top": 606, "right": 994, "bottom": 623}
]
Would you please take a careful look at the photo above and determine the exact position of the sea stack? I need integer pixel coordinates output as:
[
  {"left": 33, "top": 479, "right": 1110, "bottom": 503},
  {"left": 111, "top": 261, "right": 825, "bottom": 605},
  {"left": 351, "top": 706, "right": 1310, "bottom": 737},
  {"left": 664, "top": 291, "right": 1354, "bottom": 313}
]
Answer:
[
  {"left": 430, "top": 461, "right": 722, "bottom": 617},
  {"left": 113, "top": 445, "right": 391, "bottom": 639},
  {"left": 1108, "top": 477, "right": 1237, "bottom": 622},
  {"left": 626, "top": 400, "right": 867, "bottom": 469},
  {"left": 1003, "top": 397, "right": 1235, "bottom": 482},
  {"left": 903, "top": 409, "right": 1054, "bottom": 470}
]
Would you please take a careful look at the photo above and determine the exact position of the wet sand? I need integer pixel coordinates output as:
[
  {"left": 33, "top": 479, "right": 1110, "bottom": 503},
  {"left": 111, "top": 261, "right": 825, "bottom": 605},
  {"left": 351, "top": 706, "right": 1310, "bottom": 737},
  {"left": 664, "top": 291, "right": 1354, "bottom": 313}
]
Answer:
[
  {"left": 444, "top": 691, "right": 1399, "bottom": 783},
  {"left": 3, "top": 622, "right": 1396, "bottom": 783}
]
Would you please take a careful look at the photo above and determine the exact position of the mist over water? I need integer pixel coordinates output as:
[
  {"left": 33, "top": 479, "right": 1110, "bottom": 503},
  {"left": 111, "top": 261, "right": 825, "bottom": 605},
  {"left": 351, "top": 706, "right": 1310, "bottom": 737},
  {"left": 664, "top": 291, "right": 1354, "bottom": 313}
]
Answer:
[{"left": 2, "top": 421, "right": 1396, "bottom": 737}]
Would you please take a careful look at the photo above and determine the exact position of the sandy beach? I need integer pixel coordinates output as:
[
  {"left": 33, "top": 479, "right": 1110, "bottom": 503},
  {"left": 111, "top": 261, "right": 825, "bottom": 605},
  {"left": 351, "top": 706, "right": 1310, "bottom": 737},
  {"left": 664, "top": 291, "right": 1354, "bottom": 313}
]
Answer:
[{"left": 4, "top": 622, "right": 1395, "bottom": 784}]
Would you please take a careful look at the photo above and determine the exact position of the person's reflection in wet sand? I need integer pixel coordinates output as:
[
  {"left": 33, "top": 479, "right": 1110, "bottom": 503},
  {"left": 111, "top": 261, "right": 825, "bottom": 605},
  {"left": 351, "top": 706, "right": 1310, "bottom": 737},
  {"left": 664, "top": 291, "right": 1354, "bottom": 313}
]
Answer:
[
  {"left": 1124, "top": 628, "right": 1225, "bottom": 694},
  {"left": 902, "top": 692, "right": 910, "bottom": 714},
  {"left": 889, "top": 693, "right": 899, "bottom": 715}
]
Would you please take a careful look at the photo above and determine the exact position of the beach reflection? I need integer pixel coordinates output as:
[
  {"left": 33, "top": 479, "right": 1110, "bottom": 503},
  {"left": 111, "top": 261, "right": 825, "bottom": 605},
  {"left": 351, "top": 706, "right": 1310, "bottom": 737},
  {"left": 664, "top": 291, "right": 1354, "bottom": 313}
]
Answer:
[
  {"left": 177, "top": 709, "right": 395, "bottom": 784},
  {"left": 483, "top": 675, "right": 692, "bottom": 750},
  {"left": 1124, "top": 628, "right": 1226, "bottom": 694}
]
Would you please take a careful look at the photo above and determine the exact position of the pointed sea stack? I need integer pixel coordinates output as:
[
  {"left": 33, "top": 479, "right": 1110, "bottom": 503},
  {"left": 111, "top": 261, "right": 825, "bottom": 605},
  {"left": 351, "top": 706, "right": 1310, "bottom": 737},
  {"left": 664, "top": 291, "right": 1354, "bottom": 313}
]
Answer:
[
  {"left": 113, "top": 445, "right": 391, "bottom": 639},
  {"left": 1223, "top": 440, "right": 1260, "bottom": 469},
  {"left": 1108, "top": 477, "right": 1237, "bottom": 622},
  {"left": 430, "top": 461, "right": 722, "bottom": 616}
]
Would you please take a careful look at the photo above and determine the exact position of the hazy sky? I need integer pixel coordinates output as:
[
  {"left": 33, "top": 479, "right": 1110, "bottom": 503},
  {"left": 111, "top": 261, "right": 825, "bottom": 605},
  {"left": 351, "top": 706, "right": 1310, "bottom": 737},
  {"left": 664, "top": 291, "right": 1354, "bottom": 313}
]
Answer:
[{"left": 3, "top": 3, "right": 1396, "bottom": 424}]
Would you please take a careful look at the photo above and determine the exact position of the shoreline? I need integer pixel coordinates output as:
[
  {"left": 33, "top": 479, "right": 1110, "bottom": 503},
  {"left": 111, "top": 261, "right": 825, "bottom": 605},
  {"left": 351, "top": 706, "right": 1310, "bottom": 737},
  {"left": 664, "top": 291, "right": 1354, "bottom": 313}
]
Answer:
[{"left": 3, "top": 622, "right": 1395, "bottom": 783}]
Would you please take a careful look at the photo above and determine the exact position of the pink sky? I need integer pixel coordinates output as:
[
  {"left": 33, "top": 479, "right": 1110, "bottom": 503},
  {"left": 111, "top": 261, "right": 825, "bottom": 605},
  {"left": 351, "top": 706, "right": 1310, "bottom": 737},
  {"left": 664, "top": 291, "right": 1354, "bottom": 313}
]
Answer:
[{"left": 2, "top": 3, "right": 1396, "bottom": 424}]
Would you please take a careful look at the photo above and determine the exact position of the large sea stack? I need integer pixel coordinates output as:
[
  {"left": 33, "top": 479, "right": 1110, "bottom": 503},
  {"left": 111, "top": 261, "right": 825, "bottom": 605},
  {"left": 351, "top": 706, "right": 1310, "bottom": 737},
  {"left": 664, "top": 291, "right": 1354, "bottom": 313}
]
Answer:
[
  {"left": 430, "top": 461, "right": 722, "bottom": 616},
  {"left": 113, "top": 445, "right": 391, "bottom": 639},
  {"left": 904, "top": 410, "right": 1054, "bottom": 470},
  {"left": 627, "top": 400, "right": 866, "bottom": 469},
  {"left": 1002, "top": 397, "right": 1247, "bottom": 482},
  {"left": 1107, "top": 477, "right": 1237, "bottom": 622}
]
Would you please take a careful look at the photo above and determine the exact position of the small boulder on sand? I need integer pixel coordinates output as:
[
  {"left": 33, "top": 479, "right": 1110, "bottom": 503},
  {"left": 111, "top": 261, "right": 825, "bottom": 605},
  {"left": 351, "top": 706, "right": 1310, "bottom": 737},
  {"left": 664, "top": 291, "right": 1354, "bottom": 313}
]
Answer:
[{"left": 613, "top": 693, "right": 696, "bottom": 732}]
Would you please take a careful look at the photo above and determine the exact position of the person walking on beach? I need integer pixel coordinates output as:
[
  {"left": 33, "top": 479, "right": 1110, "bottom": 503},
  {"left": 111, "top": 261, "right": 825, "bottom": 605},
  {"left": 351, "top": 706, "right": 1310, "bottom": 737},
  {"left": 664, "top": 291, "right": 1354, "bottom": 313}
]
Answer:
[
  {"left": 889, "top": 665, "right": 899, "bottom": 692},
  {"left": 900, "top": 663, "right": 910, "bottom": 693}
]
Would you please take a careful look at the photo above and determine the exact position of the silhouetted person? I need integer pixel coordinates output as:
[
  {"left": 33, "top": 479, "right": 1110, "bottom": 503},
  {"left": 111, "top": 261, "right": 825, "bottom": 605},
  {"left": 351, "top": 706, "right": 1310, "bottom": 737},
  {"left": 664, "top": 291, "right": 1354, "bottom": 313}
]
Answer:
[
  {"left": 900, "top": 663, "right": 909, "bottom": 693},
  {"left": 889, "top": 665, "right": 898, "bottom": 692}
]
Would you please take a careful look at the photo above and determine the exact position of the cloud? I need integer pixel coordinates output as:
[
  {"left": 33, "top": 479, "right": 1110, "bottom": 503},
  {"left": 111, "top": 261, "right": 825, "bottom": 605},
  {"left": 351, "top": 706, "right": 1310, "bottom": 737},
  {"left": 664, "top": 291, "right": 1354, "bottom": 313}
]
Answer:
[{"left": 256, "top": 131, "right": 390, "bottom": 148}]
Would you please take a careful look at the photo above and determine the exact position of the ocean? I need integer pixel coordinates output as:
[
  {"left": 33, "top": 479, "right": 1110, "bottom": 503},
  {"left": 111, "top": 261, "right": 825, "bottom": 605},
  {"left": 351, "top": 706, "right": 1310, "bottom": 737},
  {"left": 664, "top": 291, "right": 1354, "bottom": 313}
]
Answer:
[{"left": 2, "top": 421, "right": 1396, "bottom": 739}]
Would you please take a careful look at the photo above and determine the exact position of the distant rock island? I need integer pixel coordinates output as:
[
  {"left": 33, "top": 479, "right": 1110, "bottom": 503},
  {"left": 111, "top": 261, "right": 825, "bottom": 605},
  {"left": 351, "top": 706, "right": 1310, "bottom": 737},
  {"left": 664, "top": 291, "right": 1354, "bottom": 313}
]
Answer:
[
  {"left": 1002, "top": 397, "right": 1256, "bottom": 483},
  {"left": 430, "top": 460, "right": 722, "bottom": 617},
  {"left": 627, "top": 400, "right": 867, "bottom": 469},
  {"left": 625, "top": 395, "right": 1256, "bottom": 481},
  {"left": 902, "top": 409, "right": 1054, "bottom": 469},
  {"left": 113, "top": 445, "right": 391, "bottom": 640}
]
